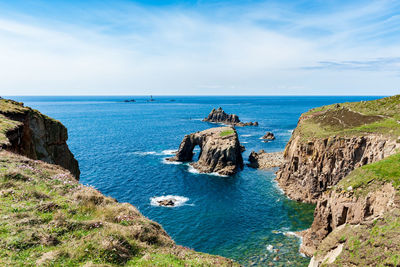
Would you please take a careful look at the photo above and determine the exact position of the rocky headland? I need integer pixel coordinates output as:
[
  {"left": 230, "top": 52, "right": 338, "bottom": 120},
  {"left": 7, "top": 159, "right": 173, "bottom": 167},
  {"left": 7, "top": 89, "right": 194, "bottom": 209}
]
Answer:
[
  {"left": 275, "top": 95, "right": 400, "bottom": 266},
  {"left": 203, "top": 107, "right": 258, "bottom": 127},
  {"left": 167, "top": 126, "right": 243, "bottom": 176},
  {"left": 247, "top": 150, "right": 284, "bottom": 169},
  {"left": 0, "top": 99, "right": 237, "bottom": 266}
]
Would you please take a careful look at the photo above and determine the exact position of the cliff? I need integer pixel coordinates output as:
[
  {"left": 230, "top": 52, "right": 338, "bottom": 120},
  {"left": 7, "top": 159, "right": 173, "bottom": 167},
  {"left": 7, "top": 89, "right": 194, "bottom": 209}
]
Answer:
[
  {"left": 247, "top": 150, "right": 284, "bottom": 169},
  {"left": 203, "top": 107, "right": 258, "bottom": 127},
  {"left": 0, "top": 99, "right": 237, "bottom": 266},
  {"left": 305, "top": 153, "right": 400, "bottom": 266},
  {"left": 275, "top": 95, "right": 400, "bottom": 266},
  {"left": 167, "top": 127, "right": 243, "bottom": 175},
  {"left": 276, "top": 95, "right": 400, "bottom": 203},
  {"left": 0, "top": 99, "right": 80, "bottom": 179}
]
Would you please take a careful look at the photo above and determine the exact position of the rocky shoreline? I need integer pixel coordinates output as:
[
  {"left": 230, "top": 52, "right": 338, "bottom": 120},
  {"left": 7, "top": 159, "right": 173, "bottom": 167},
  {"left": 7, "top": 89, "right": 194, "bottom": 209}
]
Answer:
[{"left": 247, "top": 150, "right": 284, "bottom": 169}]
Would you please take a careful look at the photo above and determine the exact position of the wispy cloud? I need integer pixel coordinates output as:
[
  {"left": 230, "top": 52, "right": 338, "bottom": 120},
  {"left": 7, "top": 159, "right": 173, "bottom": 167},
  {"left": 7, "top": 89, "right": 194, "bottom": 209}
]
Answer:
[{"left": 0, "top": 0, "right": 399, "bottom": 95}]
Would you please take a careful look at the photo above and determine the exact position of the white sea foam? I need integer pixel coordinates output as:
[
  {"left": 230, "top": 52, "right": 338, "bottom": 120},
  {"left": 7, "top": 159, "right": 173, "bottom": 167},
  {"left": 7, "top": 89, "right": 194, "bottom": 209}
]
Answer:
[
  {"left": 186, "top": 164, "right": 228, "bottom": 177},
  {"left": 150, "top": 195, "right": 189, "bottom": 207},
  {"left": 266, "top": 245, "right": 274, "bottom": 252},
  {"left": 241, "top": 141, "right": 249, "bottom": 144},
  {"left": 162, "top": 158, "right": 183, "bottom": 165},
  {"left": 161, "top": 149, "right": 177, "bottom": 155},
  {"left": 133, "top": 151, "right": 157, "bottom": 156},
  {"left": 241, "top": 134, "right": 252, "bottom": 137}
]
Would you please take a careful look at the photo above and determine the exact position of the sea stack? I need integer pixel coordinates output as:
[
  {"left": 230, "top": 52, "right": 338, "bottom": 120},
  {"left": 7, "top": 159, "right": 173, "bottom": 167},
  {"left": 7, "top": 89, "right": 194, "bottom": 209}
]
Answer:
[
  {"left": 203, "top": 107, "right": 258, "bottom": 127},
  {"left": 167, "top": 127, "right": 244, "bottom": 176}
]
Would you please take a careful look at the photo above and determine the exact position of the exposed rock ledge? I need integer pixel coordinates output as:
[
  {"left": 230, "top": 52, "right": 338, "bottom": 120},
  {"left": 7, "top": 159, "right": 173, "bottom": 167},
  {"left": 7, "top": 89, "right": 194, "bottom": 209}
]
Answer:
[
  {"left": 301, "top": 183, "right": 397, "bottom": 258},
  {"left": 203, "top": 107, "right": 258, "bottom": 127},
  {"left": 276, "top": 134, "right": 399, "bottom": 203},
  {"left": 0, "top": 99, "right": 80, "bottom": 179},
  {"left": 167, "top": 127, "right": 243, "bottom": 176},
  {"left": 247, "top": 150, "right": 284, "bottom": 169}
]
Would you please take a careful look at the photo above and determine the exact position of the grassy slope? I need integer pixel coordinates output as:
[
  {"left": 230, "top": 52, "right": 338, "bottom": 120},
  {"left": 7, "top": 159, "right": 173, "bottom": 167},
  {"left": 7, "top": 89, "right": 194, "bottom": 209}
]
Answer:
[
  {"left": 295, "top": 95, "right": 400, "bottom": 140},
  {"left": 0, "top": 151, "right": 236, "bottom": 266}
]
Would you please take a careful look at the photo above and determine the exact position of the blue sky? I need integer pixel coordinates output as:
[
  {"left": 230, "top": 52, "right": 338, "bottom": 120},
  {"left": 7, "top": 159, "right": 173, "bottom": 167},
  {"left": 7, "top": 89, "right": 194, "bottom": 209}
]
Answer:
[{"left": 0, "top": 0, "right": 400, "bottom": 95}]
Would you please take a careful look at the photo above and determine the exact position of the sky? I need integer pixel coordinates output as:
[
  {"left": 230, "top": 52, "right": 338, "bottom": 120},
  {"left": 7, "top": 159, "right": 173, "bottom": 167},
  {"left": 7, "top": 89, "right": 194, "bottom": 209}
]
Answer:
[{"left": 0, "top": 0, "right": 400, "bottom": 95}]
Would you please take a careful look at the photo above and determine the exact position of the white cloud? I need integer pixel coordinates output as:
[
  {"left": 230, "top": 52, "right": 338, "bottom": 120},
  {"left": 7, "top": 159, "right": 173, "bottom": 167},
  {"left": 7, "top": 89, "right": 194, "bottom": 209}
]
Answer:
[{"left": 0, "top": 1, "right": 399, "bottom": 95}]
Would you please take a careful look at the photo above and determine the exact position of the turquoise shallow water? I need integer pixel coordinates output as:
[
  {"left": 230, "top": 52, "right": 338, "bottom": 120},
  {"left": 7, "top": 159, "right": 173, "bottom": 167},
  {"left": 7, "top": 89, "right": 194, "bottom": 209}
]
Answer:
[{"left": 11, "top": 95, "right": 381, "bottom": 266}]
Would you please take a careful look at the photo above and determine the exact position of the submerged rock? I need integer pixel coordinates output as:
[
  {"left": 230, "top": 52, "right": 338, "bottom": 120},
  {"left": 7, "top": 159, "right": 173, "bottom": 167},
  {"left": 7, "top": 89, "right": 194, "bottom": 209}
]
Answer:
[
  {"left": 158, "top": 199, "right": 176, "bottom": 207},
  {"left": 167, "top": 127, "right": 244, "bottom": 176},
  {"left": 248, "top": 150, "right": 284, "bottom": 169},
  {"left": 203, "top": 107, "right": 258, "bottom": 127}
]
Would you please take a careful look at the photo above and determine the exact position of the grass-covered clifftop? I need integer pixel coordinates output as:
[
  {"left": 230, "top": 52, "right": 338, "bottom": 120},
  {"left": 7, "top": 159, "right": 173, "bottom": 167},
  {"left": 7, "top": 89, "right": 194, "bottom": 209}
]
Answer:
[
  {"left": 294, "top": 95, "right": 400, "bottom": 141},
  {"left": 0, "top": 99, "right": 237, "bottom": 266},
  {"left": 0, "top": 151, "right": 236, "bottom": 266}
]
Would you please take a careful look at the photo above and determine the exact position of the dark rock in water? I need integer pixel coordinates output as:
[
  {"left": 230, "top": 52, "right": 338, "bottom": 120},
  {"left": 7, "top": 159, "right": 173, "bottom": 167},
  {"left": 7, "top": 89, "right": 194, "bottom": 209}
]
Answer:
[
  {"left": 202, "top": 107, "right": 258, "bottom": 127},
  {"left": 262, "top": 132, "right": 275, "bottom": 141},
  {"left": 248, "top": 150, "right": 284, "bottom": 169},
  {"left": 123, "top": 99, "right": 136, "bottom": 103},
  {"left": 158, "top": 199, "right": 175, "bottom": 207},
  {"left": 167, "top": 126, "right": 244, "bottom": 176}
]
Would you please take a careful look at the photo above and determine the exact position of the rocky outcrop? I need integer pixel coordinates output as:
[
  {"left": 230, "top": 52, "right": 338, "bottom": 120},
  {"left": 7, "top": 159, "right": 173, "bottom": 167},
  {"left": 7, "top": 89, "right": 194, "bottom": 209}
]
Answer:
[
  {"left": 261, "top": 132, "right": 275, "bottom": 141},
  {"left": 203, "top": 107, "right": 258, "bottom": 127},
  {"left": 167, "top": 127, "right": 243, "bottom": 175},
  {"left": 0, "top": 99, "right": 80, "bottom": 179},
  {"left": 276, "top": 134, "right": 399, "bottom": 203},
  {"left": 248, "top": 150, "right": 284, "bottom": 169},
  {"left": 300, "top": 183, "right": 397, "bottom": 257}
]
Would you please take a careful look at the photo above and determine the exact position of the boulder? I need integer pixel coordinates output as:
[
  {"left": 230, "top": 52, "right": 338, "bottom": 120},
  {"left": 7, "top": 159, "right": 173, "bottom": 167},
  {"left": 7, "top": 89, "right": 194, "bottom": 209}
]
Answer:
[
  {"left": 262, "top": 132, "right": 275, "bottom": 141},
  {"left": 248, "top": 150, "right": 284, "bottom": 169},
  {"left": 167, "top": 127, "right": 244, "bottom": 176}
]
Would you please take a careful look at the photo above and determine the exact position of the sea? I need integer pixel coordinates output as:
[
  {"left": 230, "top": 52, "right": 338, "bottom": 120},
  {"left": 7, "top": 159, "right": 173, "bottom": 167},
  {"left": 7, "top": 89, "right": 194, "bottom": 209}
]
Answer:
[{"left": 10, "top": 95, "right": 381, "bottom": 266}]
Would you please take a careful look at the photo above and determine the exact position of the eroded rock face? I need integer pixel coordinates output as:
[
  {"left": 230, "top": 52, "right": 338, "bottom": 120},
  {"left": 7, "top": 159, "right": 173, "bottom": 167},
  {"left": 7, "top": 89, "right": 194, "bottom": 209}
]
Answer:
[
  {"left": 167, "top": 127, "right": 243, "bottom": 175},
  {"left": 203, "top": 107, "right": 258, "bottom": 127},
  {"left": 276, "top": 135, "right": 399, "bottom": 203},
  {"left": 300, "top": 183, "right": 397, "bottom": 257},
  {"left": 1, "top": 100, "right": 80, "bottom": 179},
  {"left": 248, "top": 150, "right": 284, "bottom": 169}
]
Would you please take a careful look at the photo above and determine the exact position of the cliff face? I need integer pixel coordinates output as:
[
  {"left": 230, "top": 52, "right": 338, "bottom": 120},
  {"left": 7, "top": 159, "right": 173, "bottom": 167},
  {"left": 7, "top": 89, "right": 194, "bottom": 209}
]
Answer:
[
  {"left": 276, "top": 95, "right": 400, "bottom": 266},
  {"left": 301, "top": 183, "right": 397, "bottom": 256},
  {"left": 167, "top": 127, "right": 243, "bottom": 175},
  {"left": 0, "top": 99, "right": 80, "bottom": 179},
  {"left": 276, "top": 134, "right": 398, "bottom": 203}
]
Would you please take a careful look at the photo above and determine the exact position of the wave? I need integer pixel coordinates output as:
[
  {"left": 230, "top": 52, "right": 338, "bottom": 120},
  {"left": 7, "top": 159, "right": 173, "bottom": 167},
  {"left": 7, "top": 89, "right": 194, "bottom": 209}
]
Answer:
[
  {"left": 187, "top": 164, "right": 228, "bottom": 177},
  {"left": 241, "top": 141, "right": 249, "bottom": 144},
  {"left": 161, "top": 149, "right": 177, "bottom": 155},
  {"left": 132, "top": 151, "right": 157, "bottom": 156},
  {"left": 150, "top": 195, "right": 190, "bottom": 207},
  {"left": 162, "top": 158, "right": 183, "bottom": 165},
  {"left": 241, "top": 134, "right": 252, "bottom": 137}
]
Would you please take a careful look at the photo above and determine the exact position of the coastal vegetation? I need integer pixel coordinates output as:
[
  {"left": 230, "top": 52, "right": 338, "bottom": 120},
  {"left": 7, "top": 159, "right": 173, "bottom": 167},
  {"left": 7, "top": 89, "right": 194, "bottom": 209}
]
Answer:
[
  {"left": 0, "top": 99, "right": 237, "bottom": 266},
  {"left": 295, "top": 95, "right": 400, "bottom": 140}
]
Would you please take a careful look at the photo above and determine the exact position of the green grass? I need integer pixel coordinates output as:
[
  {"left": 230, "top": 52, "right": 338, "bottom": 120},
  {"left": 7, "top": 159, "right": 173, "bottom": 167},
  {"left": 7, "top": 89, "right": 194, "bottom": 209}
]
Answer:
[
  {"left": 0, "top": 151, "right": 237, "bottom": 266},
  {"left": 220, "top": 129, "right": 235, "bottom": 137},
  {"left": 295, "top": 95, "right": 400, "bottom": 141},
  {"left": 337, "top": 152, "right": 400, "bottom": 195}
]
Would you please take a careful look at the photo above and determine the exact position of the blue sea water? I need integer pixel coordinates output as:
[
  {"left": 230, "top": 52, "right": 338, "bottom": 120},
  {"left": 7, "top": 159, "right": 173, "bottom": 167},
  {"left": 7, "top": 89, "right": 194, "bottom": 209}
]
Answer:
[{"left": 11, "top": 95, "right": 382, "bottom": 266}]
